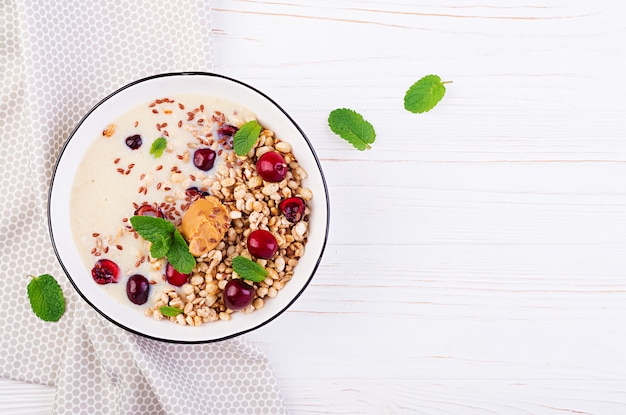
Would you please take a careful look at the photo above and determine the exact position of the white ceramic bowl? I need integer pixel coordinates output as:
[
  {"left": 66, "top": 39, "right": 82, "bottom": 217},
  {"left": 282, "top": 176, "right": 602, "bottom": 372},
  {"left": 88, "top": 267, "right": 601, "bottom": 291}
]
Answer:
[{"left": 48, "top": 72, "right": 329, "bottom": 343}]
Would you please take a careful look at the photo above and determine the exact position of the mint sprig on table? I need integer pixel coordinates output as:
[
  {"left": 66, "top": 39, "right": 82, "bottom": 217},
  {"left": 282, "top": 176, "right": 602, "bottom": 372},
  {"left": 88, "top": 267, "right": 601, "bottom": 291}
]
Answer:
[
  {"left": 233, "top": 120, "right": 263, "bottom": 156},
  {"left": 150, "top": 137, "right": 167, "bottom": 158},
  {"left": 130, "top": 215, "right": 196, "bottom": 274},
  {"left": 404, "top": 74, "right": 451, "bottom": 114},
  {"left": 232, "top": 256, "right": 268, "bottom": 283},
  {"left": 27, "top": 274, "right": 65, "bottom": 322},
  {"left": 328, "top": 108, "right": 376, "bottom": 151}
]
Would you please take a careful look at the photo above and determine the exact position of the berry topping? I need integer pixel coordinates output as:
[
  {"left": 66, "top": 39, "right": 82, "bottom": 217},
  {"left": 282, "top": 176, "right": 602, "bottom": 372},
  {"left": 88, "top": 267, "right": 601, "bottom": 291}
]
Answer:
[
  {"left": 256, "top": 151, "right": 287, "bottom": 182},
  {"left": 278, "top": 197, "right": 306, "bottom": 222},
  {"left": 217, "top": 124, "right": 238, "bottom": 150},
  {"left": 165, "top": 262, "right": 189, "bottom": 287},
  {"left": 223, "top": 279, "right": 255, "bottom": 311},
  {"left": 247, "top": 229, "right": 278, "bottom": 259},
  {"left": 125, "top": 134, "right": 142, "bottom": 150},
  {"left": 185, "top": 186, "right": 210, "bottom": 200},
  {"left": 91, "top": 259, "right": 120, "bottom": 285},
  {"left": 126, "top": 274, "right": 150, "bottom": 305},
  {"left": 134, "top": 204, "right": 164, "bottom": 218},
  {"left": 193, "top": 148, "right": 217, "bottom": 171}
]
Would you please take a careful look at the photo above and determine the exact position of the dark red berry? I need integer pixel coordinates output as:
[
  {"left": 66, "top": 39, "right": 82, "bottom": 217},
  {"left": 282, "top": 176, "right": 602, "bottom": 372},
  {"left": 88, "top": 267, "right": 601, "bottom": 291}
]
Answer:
[
  {"left": 165, "top": 262, "right": 189, "bottom": 287},
  {"left": 193, "top": 148, "right": 216, "bottom": 171},
  {"left": 125, "top": 134, "right": 142, "bottom": 150},
  {"left": 91, "top": 259, "right": 120, "bottom": 284},
  {"left": 185, "top": 186, "right": 210, "bottom": 199},
  {"left": 256, "top": 151, "right": 287, "bottom": 182},
  {"left": 126, "top": 274, "right": 150, "bottom": 305},
  {"left": 134, "top": 205, "right": 164, "bottom": 218},
  {"left": 223, "top": 279, "right": 255, "bottom": 310},
  {"left": 247, "top": 229, "right": 278, "bottom": 259},
  {"left": 279, "top": 197, "right": 306, "bottom": 222},
  {"left": 217, "top": 124, "right": 238, "bottom": 149},
  {"left": 218, "top": 124, "right": 238, "bottom": 138}
]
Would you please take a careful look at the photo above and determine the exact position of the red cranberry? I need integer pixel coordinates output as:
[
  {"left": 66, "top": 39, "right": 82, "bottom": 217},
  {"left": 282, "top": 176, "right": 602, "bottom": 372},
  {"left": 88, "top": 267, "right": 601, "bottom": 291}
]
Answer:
[
  {"left": 278, "top": 197, "right": 306, "bottom": 222},
  {"left": 193, "top": 148, "right": 217, "bottom": 171},
  {"left": 223, "top": 279, "right": 255, "bottom": 310},
  {"left": 134, "top": 205, "right": 164, "bottom": 218},
  {"left": 126, "top": 274, "right": 150, "bottom": 305},
  {"left": 256, "top": 151, "right": 287, "bottom": 182},
  {"left": 125, "top": 134, "right": 142, "bottom": 150},
  {"left": 247, "top": 229, "right": 278, "bottom": 259},
  {"left": 165, "top": 262, "right": 189, "bottom": 287},
  {"left": 91, "top": 259, "right": 120, "bottom": 284}
]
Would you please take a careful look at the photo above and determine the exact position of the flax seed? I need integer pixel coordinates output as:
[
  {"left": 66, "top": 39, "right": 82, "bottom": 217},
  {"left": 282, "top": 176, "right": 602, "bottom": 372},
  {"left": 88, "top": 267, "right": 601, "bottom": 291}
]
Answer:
[
  {"left": 178, "top": 120, "right": 183, "bottom": 128},
  {"left": 114, "top": 158, "right": 120, "bottom": 164},
  {"left": 156, "top": 165, "right": 163, "bottom": 171},
  {"left": 178, "top": 103, "right": 185, "bottom": 110},
  {"left": 92, "top": 233, "right": 100, "bottom": 237},
  {"left": 152, "top": 109, "right": 158, "bottom": 114}
]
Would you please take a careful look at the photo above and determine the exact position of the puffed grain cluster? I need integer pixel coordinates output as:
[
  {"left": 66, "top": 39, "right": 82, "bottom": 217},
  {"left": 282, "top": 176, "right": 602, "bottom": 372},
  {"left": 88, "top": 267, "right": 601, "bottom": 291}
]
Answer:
[{"left": 144, "top": 129, "right": 312, "bottom": 325}]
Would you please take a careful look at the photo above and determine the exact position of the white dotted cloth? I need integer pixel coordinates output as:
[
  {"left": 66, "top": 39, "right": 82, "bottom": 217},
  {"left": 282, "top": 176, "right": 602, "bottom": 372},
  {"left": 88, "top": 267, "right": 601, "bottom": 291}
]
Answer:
[{"left": 0, "top": 1, "right": 287, "bottom": 413}]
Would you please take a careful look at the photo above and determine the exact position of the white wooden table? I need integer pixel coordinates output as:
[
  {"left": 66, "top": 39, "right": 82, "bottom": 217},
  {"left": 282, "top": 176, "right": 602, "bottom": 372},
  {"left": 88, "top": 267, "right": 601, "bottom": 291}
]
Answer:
[{"left": 3, "top": 0, "right": 626, "bottom": 413}]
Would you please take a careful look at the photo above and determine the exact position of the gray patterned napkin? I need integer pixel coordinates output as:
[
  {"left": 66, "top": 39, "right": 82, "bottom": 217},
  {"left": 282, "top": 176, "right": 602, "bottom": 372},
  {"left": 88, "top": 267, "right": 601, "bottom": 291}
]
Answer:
[{"left": 0, "top": 1, "right": 286, "bottom": 413}]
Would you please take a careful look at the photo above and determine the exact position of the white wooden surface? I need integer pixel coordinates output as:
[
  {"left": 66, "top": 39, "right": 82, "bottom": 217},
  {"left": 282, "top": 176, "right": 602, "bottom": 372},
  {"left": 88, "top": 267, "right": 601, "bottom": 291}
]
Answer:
[{"left": 3, "top": 0, "right": 626, "bottom": 413}]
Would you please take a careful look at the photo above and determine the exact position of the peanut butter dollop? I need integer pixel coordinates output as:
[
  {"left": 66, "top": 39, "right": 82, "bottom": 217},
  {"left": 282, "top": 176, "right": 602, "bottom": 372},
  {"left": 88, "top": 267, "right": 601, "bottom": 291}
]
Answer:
[{"left": 180, "top": 196, "right": 230, "bottom": 257}]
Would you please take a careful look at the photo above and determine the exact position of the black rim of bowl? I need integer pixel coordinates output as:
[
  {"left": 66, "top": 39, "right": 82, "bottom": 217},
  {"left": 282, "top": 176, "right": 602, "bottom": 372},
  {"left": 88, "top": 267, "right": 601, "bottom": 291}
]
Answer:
[{"left": 47, "top": 71, "right": 330, "bottom": 344}]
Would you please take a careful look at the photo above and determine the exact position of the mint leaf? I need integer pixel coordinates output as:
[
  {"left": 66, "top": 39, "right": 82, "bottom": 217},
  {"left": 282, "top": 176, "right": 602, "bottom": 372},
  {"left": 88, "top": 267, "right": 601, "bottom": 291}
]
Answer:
[
  {"left": 150, "top": 137, "right": 167, "bottom": 158},
  {"left": 404, "top": 74, "right": 449, "bottom": 114},
  {"left": 233, "top": 120, "right": 262, "bottom": 156},
  {"left": 160, "top": 306, "right": 183, "bottom": 317},
  {"left": 27, "top": 274, "right": 65, "bottom": 322},
  {"left": 130, "top": 216, "right": 194, "bottom": 272},
  {"left": 328, "top": 108, "right": 376, "bottom": 151},
  {"left": 167, "top": 230, "right": 196, "bottom": 274},
  {"left": 150, "top": 233, "right": 172, "bottom": 259},
  {"left": 231, "top": 256, "right": 268, "bottom": 283},
  {"left": 130, "top": 215, "right": 175, "bottom": 244}
]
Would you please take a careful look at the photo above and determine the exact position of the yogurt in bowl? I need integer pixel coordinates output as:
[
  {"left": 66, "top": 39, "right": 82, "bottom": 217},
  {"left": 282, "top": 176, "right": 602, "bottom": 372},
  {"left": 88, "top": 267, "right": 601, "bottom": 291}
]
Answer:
[{"left": 49, "top": 73, "right": 329, "bottom": 343}]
